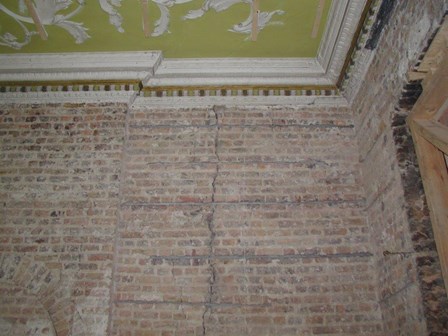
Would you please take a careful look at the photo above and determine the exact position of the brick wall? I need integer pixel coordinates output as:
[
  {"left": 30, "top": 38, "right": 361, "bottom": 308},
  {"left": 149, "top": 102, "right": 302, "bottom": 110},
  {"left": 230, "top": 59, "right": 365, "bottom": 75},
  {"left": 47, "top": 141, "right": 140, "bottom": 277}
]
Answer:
[
  {"left": 1, "top": 103, "right": 384, "bottom": 335},
  {"left": 1, "top": 3, "right": 448, "bottom": 334},
  {"left": 0, "top": 103, "right": 128, "bottom": 335},
  {"left": 348, "top": 0, "right": 448, "bottom": 334},
  {"left": 110, "top": 106, "right": 383, "bottom": 335}
]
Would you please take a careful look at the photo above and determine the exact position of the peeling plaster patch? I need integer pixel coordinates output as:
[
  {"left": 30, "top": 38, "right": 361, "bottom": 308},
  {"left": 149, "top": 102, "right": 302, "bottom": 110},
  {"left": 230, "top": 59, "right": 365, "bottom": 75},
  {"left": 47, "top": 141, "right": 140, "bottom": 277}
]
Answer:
[
  {"left": 0, "top": 285, "right": 56, "bottom": 336},
  {"left": 73, "top": 287, "right": 110, "bottom": 336},
  {"left": 404, "top": 12, "right": 432, "bottom": 67},
  {"left": 0, "top": 318, "right": 12, "bottom": 335},
  {"left": 64, "top": 261, "right": 113, "bottom": 336}
]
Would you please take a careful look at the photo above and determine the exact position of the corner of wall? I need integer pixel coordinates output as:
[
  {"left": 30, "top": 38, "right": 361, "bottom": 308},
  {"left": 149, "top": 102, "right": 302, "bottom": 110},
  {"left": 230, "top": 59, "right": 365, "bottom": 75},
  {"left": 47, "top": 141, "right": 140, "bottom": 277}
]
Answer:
[{"left": 344, "top": 0, "right": 448, "bottom": 334}]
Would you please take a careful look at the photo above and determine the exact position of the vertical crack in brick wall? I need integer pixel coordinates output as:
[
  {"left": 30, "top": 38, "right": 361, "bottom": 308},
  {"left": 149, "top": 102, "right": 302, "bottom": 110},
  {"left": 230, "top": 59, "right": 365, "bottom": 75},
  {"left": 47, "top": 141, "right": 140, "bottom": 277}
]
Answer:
[
  {"left": 107, "top": 105, "right": 131, "bottom": 335},
  {"left": 202, "top": 106, "right": 222, "bottom": 336},
  {"left": 0, "top": 103, "right": 386, "bottom": 334}
]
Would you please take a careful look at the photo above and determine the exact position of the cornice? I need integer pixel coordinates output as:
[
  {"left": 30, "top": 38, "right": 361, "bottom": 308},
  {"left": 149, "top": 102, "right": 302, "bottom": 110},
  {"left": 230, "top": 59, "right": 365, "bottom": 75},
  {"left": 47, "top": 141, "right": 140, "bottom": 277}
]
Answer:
[
  {"left": 142, "top": 85, "right": 338, "bottom": 98},
  {"left": 339, "top": 0, "right": 382, "bottom": 102},
  {"left": 0, "top": 51, "right": 162, "bottom": 83},
  {"left": 0, "top": 89, "right": 348, "bottom": 107},
  {"left": 144, "top": 58, "right": 329, "bottom": 87},
  {"left": 131, "top": 95, "right": 349, "bottom": 109},
  {"left": 0, "top": 0, "right": 370, "bottom": 105},
  {"left": 145, "top": 0, "right": 368, "bottom": 88},
  {"left": 318, "top": 0, "right": 368, "bottom": 82},
  {"left": 0, "top": 90, "right": 138, "bottom": 104}
]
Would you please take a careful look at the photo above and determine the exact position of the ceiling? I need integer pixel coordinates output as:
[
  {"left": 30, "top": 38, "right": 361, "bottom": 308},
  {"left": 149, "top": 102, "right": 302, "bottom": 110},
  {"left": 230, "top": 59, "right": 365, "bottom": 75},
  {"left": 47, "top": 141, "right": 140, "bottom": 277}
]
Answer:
[
  {"left": 0, "top": 0, "right": 372, "bottom": 104},
  {"left": 0, "top": 0, "right": 331, "bottom": 58}
]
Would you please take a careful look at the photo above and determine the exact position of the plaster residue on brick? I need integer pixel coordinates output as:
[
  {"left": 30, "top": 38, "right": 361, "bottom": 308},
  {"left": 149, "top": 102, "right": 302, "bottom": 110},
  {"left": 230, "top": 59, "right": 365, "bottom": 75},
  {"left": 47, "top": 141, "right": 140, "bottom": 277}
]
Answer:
[
  {"left": 348, "top": 0, "right": 448, "bottom": 334},
  {"left": 392, "top": 78, "right": 448, "bottom": 333},
  {"left": 0, "top": 102, "right": 384, "bottom": 334},
  {"left": 1, "top": 2, "right": 448, "bottom": 334},
  {"left": 0, "top": 102, "right": 129, "bottom": 336},
  {"left": 99, "top": 104, "right": 383, "bottom": 335},
  {"left": 342, "top": 0, "right": 443, "bottom": 104}
]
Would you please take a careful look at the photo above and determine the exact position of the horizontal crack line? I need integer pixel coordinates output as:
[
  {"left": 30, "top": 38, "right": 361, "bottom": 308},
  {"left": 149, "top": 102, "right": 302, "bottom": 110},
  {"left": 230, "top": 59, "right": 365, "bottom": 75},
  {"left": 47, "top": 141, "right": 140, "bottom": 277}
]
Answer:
[
  {"left": 145, "top": 252, "right": 373, "bottom": 261},
  {"left": 114, "top": 300, "right": 270, "bottom": 308},
  {"left": 121, "top": 199, "right": 366, "bottom": 208},
  {"left": 129, "top": 123, "right": 354, "bottom": 130},
  {"left": 128, "top": 160, "right": 337, "bottom": 167}
]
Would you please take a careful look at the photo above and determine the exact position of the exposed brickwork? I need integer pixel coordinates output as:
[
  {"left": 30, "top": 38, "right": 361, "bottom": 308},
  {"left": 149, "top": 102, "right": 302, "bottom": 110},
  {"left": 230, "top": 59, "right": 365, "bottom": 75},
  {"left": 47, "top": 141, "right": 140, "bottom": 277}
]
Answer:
[
  {"left": 0, "top": 103, "right": 128, "bottom": 335},
  {"left": 1, "top": 3, "right": 448, "bottom": 332},
  {"left": 348, "top": 0, "right": 448, "bottom": 334},
  {"left": 0, "top": 254, "right": 60, "bottom": 335},
  {"left": 110, "top": 105, "right": 383, "bottom": 335},
  {"left": 392, "top": 101, "right": 448, "bottom": 334},
  {"left": 0, "top": 102, "right": 387, "bottom": 335}
]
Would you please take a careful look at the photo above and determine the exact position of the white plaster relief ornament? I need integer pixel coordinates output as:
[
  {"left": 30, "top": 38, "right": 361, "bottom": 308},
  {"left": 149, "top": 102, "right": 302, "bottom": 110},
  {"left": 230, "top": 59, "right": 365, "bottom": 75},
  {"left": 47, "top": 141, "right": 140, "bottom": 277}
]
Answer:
[
  {"left": 0, "top": 0, "right": 89, "bottom": 48},
  {"left": 183, "top": 0, "right": 284, "bottom": 38},
  {"left": 0, "top": 0, "right": 285, "bottom": 49}
]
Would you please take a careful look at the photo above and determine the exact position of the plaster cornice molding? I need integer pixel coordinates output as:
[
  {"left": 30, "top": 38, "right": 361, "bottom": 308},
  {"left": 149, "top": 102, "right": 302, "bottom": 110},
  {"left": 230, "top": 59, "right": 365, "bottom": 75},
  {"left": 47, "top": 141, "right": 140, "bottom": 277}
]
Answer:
[
  {"left": 0, "top": 90, "right": 138, "bottom": 104},
  {"left": 131, "top": 95, "right": 349, "bottom": 108},
  {"left": 0, "top": 51, "right": 163, "bottom": 83},
  {"left": 144, "top": 0, "right": 368, "bottom": 88},
  {"left": 145, "top": 58, "right": 329, "bottom": 87},
  {"left": 319, "top": 0, "right": 368, "bottom": 82},
  {"left": 0, "top": 0, "right": 370, "bottom": 105}
]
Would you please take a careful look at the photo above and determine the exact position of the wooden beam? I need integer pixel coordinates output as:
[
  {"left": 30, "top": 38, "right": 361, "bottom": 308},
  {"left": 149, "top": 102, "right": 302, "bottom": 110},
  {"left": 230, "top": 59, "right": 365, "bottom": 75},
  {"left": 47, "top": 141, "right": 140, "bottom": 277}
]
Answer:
[
  {"left": 407, "top": 70, "right": 427, "bottom": 82},
  {"left": 409, "top": 50, "right": 448, "bottom": 120},
  {"left": 409, "top": 125, "right": 448, "bottom": 293},
  {"left": 419, "top": 19, "right": 448, "bottom": 75},
  {"left": 438, "top": 106, "right": 448, "bottom": 126},
  {"left": 410, "top": 118, "right": 448, "bottom": 155},
  {"left": 251, "top": 0, "right": 260, "bottom": 42},
  {"left": 407, "top": 17, "right": 447, "bottom": 86},
  {"left": 24, "top": 0, "right": 48, "bottom": 40},
  {"left": 434, "top": 94, "right": 448, "bottom": 122},
  {"left": 141, "top": 0, "right": 151, "bottom": 38},
  {"left": 407, "top": 19, "right": 448, "bottom": 295}
]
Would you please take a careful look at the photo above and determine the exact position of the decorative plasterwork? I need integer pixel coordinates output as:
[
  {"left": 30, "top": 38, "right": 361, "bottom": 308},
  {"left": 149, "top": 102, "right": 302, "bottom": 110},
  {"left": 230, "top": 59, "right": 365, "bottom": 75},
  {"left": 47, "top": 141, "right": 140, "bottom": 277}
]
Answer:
[
  {"left": 131, "top": 95, "right": 349, "bottom": 108},
  {"left": 0, "top": 0, "right": 289, "bottom": 50},
  {"left": 145, "top": 58, "right": 329, "bottom": 87},
  {"left": 339, "top": 0, "right": 381, "bottom": 100},
  {"left": 0, "top": 0, "right": 91, "bottom": 49},
  {"left": 142, "top": 85, "right": 338, "bottom": 98},
  {"left": 1, "top": 1, "right": 333, "bottom": 59},
  {"left": 144, "top": 0, "right": 367, "bottom": 87},
  {"left": 318, "top": 0, "right": 368, "bottom": 82},
  {"left": 0, "top": 51, "right": 162, "bottom": 82},
  {"left": 0, "top": 89, "right": 348, "bottom": 107},
  {"left": 0, "top": 90, "right": 139, "bottom": 104},
  {"left": 0, "top": 0, "right": 369, "bottom": 104}
]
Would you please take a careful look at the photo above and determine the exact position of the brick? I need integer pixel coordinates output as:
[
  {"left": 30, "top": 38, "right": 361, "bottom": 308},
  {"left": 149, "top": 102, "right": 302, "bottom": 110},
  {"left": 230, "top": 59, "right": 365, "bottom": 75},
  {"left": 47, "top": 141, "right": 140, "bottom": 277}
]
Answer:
[
  {"left": 346, "top": 0, "right": 448, "bottom": 334},
  {"left": 0, "top": 103, "right": 127, "bottom": 335},
  {"left": 2, "top": 12, "right": 447, "bottom": 332}
]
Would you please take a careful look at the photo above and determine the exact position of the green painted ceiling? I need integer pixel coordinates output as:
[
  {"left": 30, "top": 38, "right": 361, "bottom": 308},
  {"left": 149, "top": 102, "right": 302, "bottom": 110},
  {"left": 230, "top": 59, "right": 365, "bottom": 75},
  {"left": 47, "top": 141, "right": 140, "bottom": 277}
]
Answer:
[{"left": 0, "top": 0, "right": 331, "bottom": 58}]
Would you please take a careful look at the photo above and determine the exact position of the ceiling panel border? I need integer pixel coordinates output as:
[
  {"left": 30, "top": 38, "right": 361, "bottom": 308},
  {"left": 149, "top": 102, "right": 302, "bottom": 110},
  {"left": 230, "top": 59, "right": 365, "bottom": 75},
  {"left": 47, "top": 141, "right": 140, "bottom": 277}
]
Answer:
[
  {"left": 0, "top": 0, "right": 371, "bottom": 105},
  {"left": 145, "top": 0, "right": 368, "bottom": 88}
]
